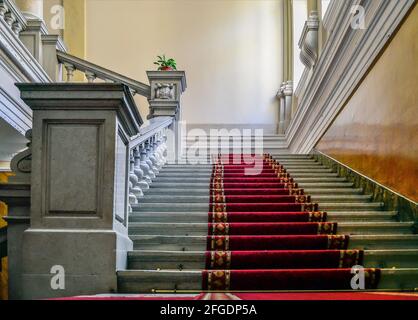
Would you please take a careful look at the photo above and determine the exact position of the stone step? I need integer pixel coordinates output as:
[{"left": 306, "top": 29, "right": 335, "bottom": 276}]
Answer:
[
  {"left": 127, "top": 249, "right": 418, "bottom": 270},
  {"left": 311, "top": 195, "right": 372, "bottom": 203},
  {"left": 128, "top": 222, "right": 414, "bottom": 236},
  {"left": 156, "top": 172, "right": 340, "bottom": 178},
  {"left": 319, "top": 202, "right": 384, "bottom": 211},
  {"left": 152, "top": 177, "right": 348, "bottom": 183},
  {"left": 143, "top": 188, "right": 364, "bottom": 196},
  {"left": 149, "top": 182, "right": 355, "bottom": 189},
  {"left": 158, "top": 167, "right": 334, "bottom": 174},
  {"left": 183, "top": 136, "right": 287, "bottom": 141},
  {"left": 298, "top": 182, "right": 354, "bottom": 188},
  {"left": 117, "top": 268, "right": 418, "bottom": 292},
  {"left": 138, "top": 194, "right": 372, "bottom": 203},
  {"left": 132, "top": 202, "right": 383, "bottom": 212},
  {"left": 129, "top": 211, "right": 398, "bottom": 223},
  {"left": 131, "top": 235, "right": 418, "bottom": 251}
]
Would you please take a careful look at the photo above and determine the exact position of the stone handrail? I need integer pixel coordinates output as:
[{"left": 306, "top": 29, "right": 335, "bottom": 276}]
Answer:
[{"left": 56, "top": 50, "right": 151, "bottom": 98}]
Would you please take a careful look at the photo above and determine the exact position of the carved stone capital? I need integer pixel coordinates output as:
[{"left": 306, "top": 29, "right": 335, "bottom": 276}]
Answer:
[{"left": 9, "top": 129, "right": 32, "bottom": 184}]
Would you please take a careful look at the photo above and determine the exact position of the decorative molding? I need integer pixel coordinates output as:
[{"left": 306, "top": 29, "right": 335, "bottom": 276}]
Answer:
[
  {"left": 284, "top": 0, "right": 415, "bottom": 153},
  {"left": 9, "top": 128, "right": 31, "bottom": 183}
]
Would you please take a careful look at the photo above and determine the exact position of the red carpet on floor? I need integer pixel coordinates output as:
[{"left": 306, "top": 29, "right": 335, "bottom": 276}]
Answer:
[{"left": 203, "top": 153, "right": 381, "bottom": 291}]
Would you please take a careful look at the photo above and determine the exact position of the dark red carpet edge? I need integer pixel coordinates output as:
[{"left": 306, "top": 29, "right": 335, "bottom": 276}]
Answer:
[
  {"left": 202, "top": 269, "right": 381, "bottom": 291},
  {"left": 50, "top": 292, "right": 418, "bottom": 300}
]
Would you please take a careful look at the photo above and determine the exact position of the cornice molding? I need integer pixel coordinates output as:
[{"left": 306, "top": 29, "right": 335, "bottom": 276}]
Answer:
[{"left": 284, "top": 0, "right": 415, "bottom": 153}]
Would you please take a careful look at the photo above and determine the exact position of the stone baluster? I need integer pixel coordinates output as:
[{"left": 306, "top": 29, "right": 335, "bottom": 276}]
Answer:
[
  {"left": 64, "top": 63, "right": 75, "bottom": 82},
  {"left": 159, "top": 130, "right": 168, "bottom": 166},
  {"left": 145, "top": 139, "right": 158, "bottom": 176},
  {"left": 0, "top": 2, "right": 8, "bottom": 17},
  {"left": 148, "top": 136, "right": 160, "bottom": 173},
  {"left": 4, "top": 10, "right": 15, "bottom": 26},
  {"left": 12, "top": 20, "right": 23, "bottom": 35},
  {"left": 154, "top": 132, "right": 165, "bottom": 169},
  {"left": 133, "top": 146, "right": 149, "bottom": 191},
  {"left": 139, "top": 143, "right": 153, "bottom": 183},
  {"left": 85, "top": 71, "right": 97, "bottom": 83},
  {"left": 128, "top": 149, "right": 142, "bottom": 203}
]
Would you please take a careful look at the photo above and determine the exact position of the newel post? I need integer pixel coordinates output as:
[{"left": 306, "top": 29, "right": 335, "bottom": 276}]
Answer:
[
  {"left": 15, "top": 83, "right": 143, "bottom": 299},
  {"left": 147, "top": 71, "right": 187, "bottom": 161}
]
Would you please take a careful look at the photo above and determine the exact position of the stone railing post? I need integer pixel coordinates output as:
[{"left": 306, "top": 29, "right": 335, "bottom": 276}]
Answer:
[
  {"left": 147, "top": 71, "right": 187, "bottom": 162},
  {"left": 15, "top": 83, "right": 143, "bottom": 299},
  {"left": 299, "top": 11, "right": 320, "bottom": 69},
  {"left": 146, "top": 71, "right": 187, "bottom": 120}
]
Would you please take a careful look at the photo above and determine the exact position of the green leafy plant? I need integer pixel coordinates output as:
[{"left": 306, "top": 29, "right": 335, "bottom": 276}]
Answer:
[{"left": 153, "top": 54, "right": 177, "bottom": 71}]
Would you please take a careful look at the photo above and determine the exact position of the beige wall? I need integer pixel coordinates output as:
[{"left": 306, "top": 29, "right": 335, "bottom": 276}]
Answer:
[
  {"left": 85, "top": 0, "right": 283, "bottom": 125},
  {"left": 317, "top": 4, "right": 418, "bottom": 201}
]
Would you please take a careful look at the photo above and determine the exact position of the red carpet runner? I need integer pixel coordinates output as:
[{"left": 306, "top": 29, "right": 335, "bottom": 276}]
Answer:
[{"left": 202, "top": 154, "right": 381, "bottom": 291}]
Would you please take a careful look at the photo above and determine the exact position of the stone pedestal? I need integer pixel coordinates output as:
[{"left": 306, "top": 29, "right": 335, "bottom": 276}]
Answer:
[
  {"left": 147, "top": 71, "right": 187, "bottom": 161},
  {"left": 19, "top": 18, "right": 48, "bottom": 63},
  {"left": 15, "top": 83, "right": 142, "bottom": 299},
  {"left": 283, "top": 81, "right": 293, "bottom": 131},
  {"left": 146, "top": 71, "right": 187, "bottom": 120}
]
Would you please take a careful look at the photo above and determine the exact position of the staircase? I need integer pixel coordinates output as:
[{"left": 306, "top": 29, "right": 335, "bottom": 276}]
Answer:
[{"left": 118, "top": 154, "right": 418, "bottom": 293}]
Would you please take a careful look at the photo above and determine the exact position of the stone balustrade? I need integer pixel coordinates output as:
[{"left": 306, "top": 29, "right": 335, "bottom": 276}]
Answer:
[
  {"left": 127, "top": 119, "right": 171, "bottom": 208},
  {"left": 0, "top": 0, "right": 28, "bottom": 36}
]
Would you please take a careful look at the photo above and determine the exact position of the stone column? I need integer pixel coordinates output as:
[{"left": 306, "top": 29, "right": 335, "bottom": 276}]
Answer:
[
  {"left": 15, "top": 83, "right": 143, "bottom": 299},
  {"left": 15, "top": 0, "right": 43, "bottom": 19},
  {"left": 276, "top": 82, "right": 286, "bottom": 134},
  {"left": 283, "top": 81, "right": 293, "bottom": 132}
]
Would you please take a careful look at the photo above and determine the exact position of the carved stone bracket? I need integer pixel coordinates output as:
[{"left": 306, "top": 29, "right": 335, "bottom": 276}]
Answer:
[
  {"left": 9, "top": 129, "right": 32, "bottom": 183},
  {"left": 155, "top": 83, "right": 175, "bottom": 100},
  {"left": 298, "top": 11, "right": 320, "bottom": 69}
]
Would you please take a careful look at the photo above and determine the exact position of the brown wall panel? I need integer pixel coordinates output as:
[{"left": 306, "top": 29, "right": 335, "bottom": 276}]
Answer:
[{"left": 317, "top": 5, "right": 418, "bottom": 202}]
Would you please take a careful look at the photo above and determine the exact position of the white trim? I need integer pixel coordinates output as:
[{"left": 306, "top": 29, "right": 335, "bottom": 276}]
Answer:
[{"left": 283, "top": 0, "right": 415, "bottom": 153}]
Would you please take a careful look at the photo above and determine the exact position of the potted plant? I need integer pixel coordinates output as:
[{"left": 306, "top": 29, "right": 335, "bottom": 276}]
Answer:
[{"left": 153, "top": 54, "right": 177, "bottom": 71}]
